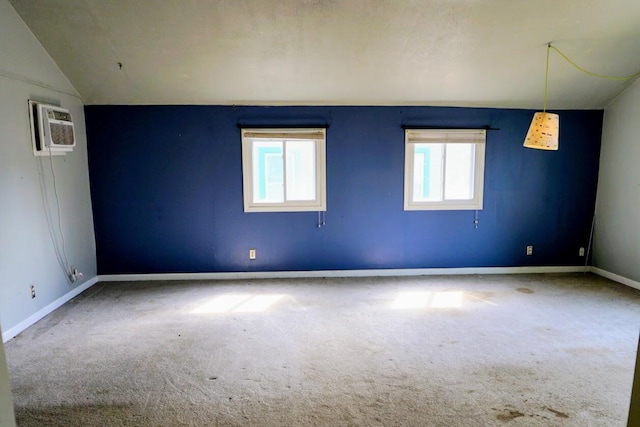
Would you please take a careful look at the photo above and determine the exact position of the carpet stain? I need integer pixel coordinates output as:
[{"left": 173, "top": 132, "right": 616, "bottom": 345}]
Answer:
[
  {"left": 496, "top": 410, "right": 525, "bottom": 422},
  {"left": 516, "top": 288, "right": 534, "bottom": 294},
  {"left": 546, "top": 407, "right": 569, "bottom": 418},
  {"left": 468, "top": 291, "right": 494, "bottom": 300}
]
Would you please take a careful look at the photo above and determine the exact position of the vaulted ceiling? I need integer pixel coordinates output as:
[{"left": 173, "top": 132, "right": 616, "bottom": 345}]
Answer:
[{"left": 9, "top": 0, "right": 640, "bottom": 108}]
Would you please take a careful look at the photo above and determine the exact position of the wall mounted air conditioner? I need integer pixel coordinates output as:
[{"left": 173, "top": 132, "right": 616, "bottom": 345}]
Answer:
[{"left": 28, "top": 100, "right": 76, "bottom": 156}]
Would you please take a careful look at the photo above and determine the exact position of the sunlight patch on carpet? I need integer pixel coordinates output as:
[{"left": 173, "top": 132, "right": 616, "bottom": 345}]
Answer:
[
  {"left": 191, "top": 294, "right": 285, "bottom": 313},
  {"left": 392, "top": 291, "right": 463, "bottom": 309}
]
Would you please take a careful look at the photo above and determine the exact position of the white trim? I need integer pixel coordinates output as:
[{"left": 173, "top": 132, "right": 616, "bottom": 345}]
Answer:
[
  {"left": 2, "top": 276, "right": 99, "bottom": 343},
  {"left": 591, "top": 267, "right": 640, "bottom": 291},
  {"left": 98, "top": 266, "right": 586, "bottom": 282}
]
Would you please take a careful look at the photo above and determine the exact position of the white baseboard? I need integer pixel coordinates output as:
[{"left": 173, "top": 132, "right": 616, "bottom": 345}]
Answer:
[
  {"left": 98, "top": 265, "right": 588, "bottom": 282},
  {"left": 2, "top": 276, "right": 99, "bottom": 343},
  {"left": 591, "top": 267, "right": 640, "bottom": 291}
]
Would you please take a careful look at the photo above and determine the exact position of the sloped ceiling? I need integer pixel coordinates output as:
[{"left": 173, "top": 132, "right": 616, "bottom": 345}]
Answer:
[{"left": 9, "top": 0, "right": 640, "bottom": 108}]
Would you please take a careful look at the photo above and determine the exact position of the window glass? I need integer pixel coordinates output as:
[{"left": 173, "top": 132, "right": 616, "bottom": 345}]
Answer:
[
  {"left": 285, "top": 140, "right": 316, "bottom": 201},
  {"left": 404, "top": 129, "right": 485, "bottom": 211},
  {"left": 444, "top": 143, "right": 474, "bottom": 200},
  {"left": 242, "top": 129, "right": 326, "bottom": 212},
  {"left": 252, "top": 140, "right": 283, "bottom": 203}
]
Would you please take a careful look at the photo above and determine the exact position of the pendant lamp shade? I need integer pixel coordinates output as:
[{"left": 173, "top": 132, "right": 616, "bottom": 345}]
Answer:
[{"left": 523, "top": 112, "right": 559, "bottom": 150}]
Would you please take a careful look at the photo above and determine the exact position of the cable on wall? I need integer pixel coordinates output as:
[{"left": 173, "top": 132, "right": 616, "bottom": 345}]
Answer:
[
  {"left": 37, "top": 151, "right": 73, "bottom": 282},
  {"left": 317, "top": 211, "right": 326, "bottom": 228},
  {"left": 47, "top": 152, "right": 72, "bottom": 274},
  {"left": 36, "top": 159, "right": 67, "bottom": 276},
  {"left": 585, "top": 214, "right": 596, "bottom": 274}
]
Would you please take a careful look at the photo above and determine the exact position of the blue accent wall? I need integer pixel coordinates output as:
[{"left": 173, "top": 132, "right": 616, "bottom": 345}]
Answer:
[{"left": 85, "top": 106, "right": 602, "bottom": 274}]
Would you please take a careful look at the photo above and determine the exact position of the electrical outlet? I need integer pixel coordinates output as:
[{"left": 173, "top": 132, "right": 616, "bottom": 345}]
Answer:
[
  {"left": 69, "top": 266, "right": 84, "bottom": 283},
  {"left": 249, "top": 249, "right": 256, "bottom": 260},
  {"left": 30, "top": 285, "right": 36, "bottom": 299},
  {"left": 526, "top": 245, "right": 534, "bottom": 256},
  {"left": 579, "top": 247, "right": 585, "bottom": 257}
]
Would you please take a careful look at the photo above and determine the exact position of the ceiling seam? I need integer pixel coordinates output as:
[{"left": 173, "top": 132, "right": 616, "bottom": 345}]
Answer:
[{"left": 0, "top": 68, "right": 81, "bottom": 99}]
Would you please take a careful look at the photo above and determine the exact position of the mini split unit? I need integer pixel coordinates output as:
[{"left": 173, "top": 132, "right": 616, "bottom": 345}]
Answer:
[{"left": 28, "top": 100, "right": 76, "bottom": 156}]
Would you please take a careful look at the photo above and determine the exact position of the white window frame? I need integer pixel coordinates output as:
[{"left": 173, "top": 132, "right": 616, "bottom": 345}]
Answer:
[
  {"left": 241, "top": 128, "right": 327, "bottom": 212},
  {"left": 404, "top": 129, "right": 486, "bottom": 211}
]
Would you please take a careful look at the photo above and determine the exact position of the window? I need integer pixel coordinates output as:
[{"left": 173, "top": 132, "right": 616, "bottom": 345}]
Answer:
[
  {"left": 241, "top": 128, "right": 326, "bottom": 212},
  {"left": 404, "top": 129, "right": 486, "bottom": 210}
]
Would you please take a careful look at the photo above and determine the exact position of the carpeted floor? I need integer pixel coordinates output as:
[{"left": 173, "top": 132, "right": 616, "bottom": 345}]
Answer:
[{"left": 4, "top": 273, "right": 640, "bottom": 426}]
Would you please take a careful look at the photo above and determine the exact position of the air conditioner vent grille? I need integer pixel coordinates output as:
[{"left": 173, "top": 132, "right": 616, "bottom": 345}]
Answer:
[
  {"left": 50, "top": 123, "right": 75, "bottom": 146},
  {"left": 52, "top": 110, "right": 71, "bottom": 121}
]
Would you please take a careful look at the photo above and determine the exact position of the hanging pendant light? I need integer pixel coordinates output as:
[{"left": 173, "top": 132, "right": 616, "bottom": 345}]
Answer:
[
  {"left": 524, "top": 43, "right": 559, "bottom": 150},
  {"left": 523, "top": 43, "right": 640, "bottom": 151}
]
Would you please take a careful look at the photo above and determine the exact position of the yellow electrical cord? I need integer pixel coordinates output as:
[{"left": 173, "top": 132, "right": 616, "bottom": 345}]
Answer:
[
  {"left": 543, "top": 43, "right": 551, "bottom": 112},
  {"left": 550, "top": 43, "right": 640, "bottom": 81}
]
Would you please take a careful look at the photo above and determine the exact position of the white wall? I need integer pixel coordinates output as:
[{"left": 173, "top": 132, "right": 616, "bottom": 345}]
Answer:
[
  {"left": 629, "top": 335, "right": 640, "bottom": 425},
  {"left": 0, "top": 0, "right": 96, "bottom": 335},
  {"left": 594, "top": 79, "right": 640, "bottom": 283},
  {"left": 0, "top": 321, "right": 16, "bottom": 427}
]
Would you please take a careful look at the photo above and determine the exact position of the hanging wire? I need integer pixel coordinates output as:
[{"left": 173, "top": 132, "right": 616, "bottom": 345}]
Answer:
[
  {"left": 317, "top": 211, "right": 326, "bottom": 228},
  {"left": 584, "top": 214, "right": 596, "bottom": 274},
  {"left": 48, "top": 151, "right": 72, "bottom": 278},
  {"left": 549, "top": 43, "right": 640, "bottom": 81},
  {"left": 37, "top": 157, "right": 67, "bottom": 275},
  {"left": 543, "top": 43, "right": 551, "bottom": 112}
]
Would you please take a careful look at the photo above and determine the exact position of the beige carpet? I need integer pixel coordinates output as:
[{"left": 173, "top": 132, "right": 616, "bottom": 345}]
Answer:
[{"left": 5, "top": 273, "right": 640, "bottom": 426}]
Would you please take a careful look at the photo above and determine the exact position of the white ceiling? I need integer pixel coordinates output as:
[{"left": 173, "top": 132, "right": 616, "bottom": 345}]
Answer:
[{"left": 9, "top": 0, "right": 640, "bottom": 108}]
